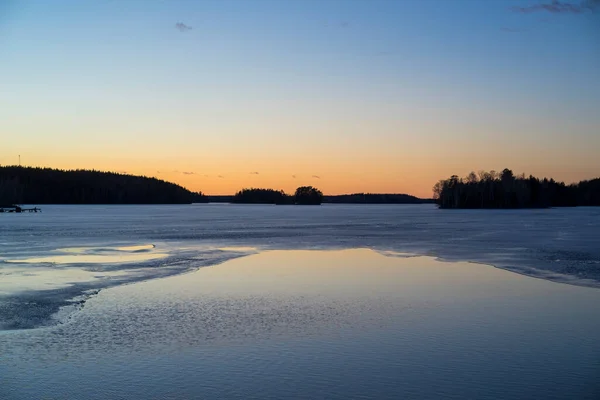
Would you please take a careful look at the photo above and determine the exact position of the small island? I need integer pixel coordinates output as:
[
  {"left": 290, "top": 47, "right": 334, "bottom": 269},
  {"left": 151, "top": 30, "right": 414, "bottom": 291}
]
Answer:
[{"left": 232, "top": 186, "right": 323, "bottom": 205}]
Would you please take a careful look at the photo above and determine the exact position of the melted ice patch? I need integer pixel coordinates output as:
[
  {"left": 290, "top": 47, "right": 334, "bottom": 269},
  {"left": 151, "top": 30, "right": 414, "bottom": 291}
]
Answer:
[
  {"left": 4, "top": 244, "right": 166, "bottom": 264},
  {"left": 0, "top": 268, "right": 131, "bottom": 295},
  {"left": 217, "top": 246, "right": 259, "bottom": 253}
]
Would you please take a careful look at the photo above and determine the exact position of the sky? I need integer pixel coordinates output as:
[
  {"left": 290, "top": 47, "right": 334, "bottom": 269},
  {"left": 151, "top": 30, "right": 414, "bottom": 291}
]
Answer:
[{"left": 1, "top": 0, "right": 599, "bottom": 197}]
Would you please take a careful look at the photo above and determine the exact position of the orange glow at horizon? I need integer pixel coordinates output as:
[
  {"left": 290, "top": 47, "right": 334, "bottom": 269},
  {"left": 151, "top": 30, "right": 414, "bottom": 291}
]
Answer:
[{"left": 7, "top": 151, "right": 600, "bottom": 199}]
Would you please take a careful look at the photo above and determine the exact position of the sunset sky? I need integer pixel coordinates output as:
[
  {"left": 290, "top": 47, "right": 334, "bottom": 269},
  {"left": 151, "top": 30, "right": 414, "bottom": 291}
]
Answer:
[{"left": 1, "top": 0, "right": 598, "bottom": 197}]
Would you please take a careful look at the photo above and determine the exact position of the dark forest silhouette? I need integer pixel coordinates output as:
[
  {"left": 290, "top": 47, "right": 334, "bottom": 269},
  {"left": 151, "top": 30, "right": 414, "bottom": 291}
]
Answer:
[
  {"left": 207, "top": 192, "right": 432, "bottom": 204},
  {"left": 434, "top": 169, "right": 600, "bottom": 209},
  {"left": 325, "top": 193, "right": 433, "bottom": 204},
  {"left": 233, "top": 188, "right": 292, "bottom": 204},
  {"left": 232, "top": 186, "right": 324, "bottom": 205},
  {"left": 0, "top": 166, "right": 205, "bottom": 205},
  {"left": 8, "top": 165, "right": 596, "bottom": 209},
  {"left": 295, "top": 186, "right": 324, "bottom": 205}
]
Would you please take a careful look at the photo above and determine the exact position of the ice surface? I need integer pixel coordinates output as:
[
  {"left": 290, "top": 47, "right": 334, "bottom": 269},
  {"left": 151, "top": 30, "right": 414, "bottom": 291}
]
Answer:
[
  {"left": 2, "top": 249, "right": 599, "bottom": 399},
  {"left": 0, "top": 204, "right": 599, "bottom": 329}
]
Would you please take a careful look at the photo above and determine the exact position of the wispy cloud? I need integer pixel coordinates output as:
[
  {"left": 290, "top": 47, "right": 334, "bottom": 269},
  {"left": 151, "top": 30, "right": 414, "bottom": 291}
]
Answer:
[
  {"left": 512, "top": 0, "right": 599, "bottom": 14},
  {"left": 501, "top": 27, "right": 529, "bottom": 33},
  {"left": 292, "top": 175, "right": 297, "bottom": 179},
  {"left": 182, "top": 171, "right": 196, "bottom": 175},
  {"left": 249, "top": 171, "right": 259, "bottom": 175},
  {"left": 217, "top": 175, "right": 224, "bottom": 178},
  {"left": 175, "top": 22, "right": 192, "bottom": 32},
  {"left": 312, "top": 175, "right": 321, "bottom": 179}
]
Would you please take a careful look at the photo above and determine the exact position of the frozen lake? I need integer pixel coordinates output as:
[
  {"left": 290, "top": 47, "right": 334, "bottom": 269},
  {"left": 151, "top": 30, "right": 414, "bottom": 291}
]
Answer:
[
  {"left": 2, "top": 249, "right": 600, "bottom": 399},
  {"left": 1, "top": 204, "right": 599, "bottom": 398},
  {"left": 1, "top": 204, "right": 599, "bottom": 330}
]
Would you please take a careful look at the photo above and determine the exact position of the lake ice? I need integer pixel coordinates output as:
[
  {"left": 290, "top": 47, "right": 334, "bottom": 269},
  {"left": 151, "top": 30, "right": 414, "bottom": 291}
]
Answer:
[{"left": 1, "top": 204, "right": 599, "bottom": 399}]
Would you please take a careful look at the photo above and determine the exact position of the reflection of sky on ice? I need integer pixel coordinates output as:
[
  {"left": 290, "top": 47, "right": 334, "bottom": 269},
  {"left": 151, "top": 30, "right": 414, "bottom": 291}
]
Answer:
[
  {"left": 0, "top": 244, "right": 169, "bottom": 295},
  {"left": 2, "top": 249, "right": 600, "bottom": 400},
  {"left": 5, "top": 251, "right": 168, "bottom": 265},
  {"left": 0, "top": 267, "right": 132, "bottom": 295}
]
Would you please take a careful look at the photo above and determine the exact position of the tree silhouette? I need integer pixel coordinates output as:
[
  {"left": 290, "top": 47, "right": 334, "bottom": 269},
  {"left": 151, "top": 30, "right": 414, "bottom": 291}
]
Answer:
[
  {"left": 232, "top": 188, "right": 292, "bottom": 204},
  {"left": 434, "top": 169, "right": 599, "bottom": 209},
  {"left": 0, "top": 166, "right": 206, "bottom": 205},
  {"left": 230, "top": 186, "right": 324, "bottom": 205},
  {"left": 295, "top": 186, "right": 323, "bottom": 205}
]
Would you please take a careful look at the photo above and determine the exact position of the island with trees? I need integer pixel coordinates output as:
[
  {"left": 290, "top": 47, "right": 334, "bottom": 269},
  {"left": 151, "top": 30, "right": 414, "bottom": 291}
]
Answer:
[
  {"left": 228, "top": 188, "right": 435, "bottom": 205},
  {"left": 434, "top": 168, "right": 600, "bottom": 209},
  {"left": 232, "top": 186, "right": 323, "bottom": 205}
]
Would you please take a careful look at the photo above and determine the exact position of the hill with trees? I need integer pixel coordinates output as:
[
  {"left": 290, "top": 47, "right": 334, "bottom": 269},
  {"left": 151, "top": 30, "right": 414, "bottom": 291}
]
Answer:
[
  {"left": 434, "top": 169, "right": 600, "bottom": 209},
  {"left": 0, "top": 166, "right": 206, "bottom": 205}
]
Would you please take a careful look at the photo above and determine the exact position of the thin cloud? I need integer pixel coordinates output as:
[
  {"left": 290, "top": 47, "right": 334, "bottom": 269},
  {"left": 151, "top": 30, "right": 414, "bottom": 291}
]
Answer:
[
  {"left": 312, "top": 175, "right": 321, "bottom": 179},
  {"left": 512, "top": 0, "right": 599, "bottom": 14},
  {"left": 249, "top": 172, "right": 259, "bottom": 175},
  {"left": 175, "top": 22, "right": 192, "bottom": 32},
  {"left": 501, "top": 27, "right": 529, "bottom": 33},
  {"left": 182, "top": 171, "right": 196, "bottom": 175},
  {"left": 217, "top": 175, "right": 224, "bottom": 178},
  {"left": 292, "top": 175, "right": 297, "bottom": 179}
]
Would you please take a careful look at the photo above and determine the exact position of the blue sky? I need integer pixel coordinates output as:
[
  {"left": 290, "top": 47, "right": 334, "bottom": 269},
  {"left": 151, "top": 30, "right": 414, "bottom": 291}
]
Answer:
[{"left": 1, "top": 0, "right": 598, "bottom": 195}]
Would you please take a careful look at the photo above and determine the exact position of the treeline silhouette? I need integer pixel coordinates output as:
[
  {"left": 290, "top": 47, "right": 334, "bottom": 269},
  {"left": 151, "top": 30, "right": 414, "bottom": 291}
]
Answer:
[
  {"left": 434, "top": 169, "right": 600, "bottom": 209},
  {"left": 0, "top": 166, "right": 206, "bottom": 205},
  {"left": 227, "top": 190, "right": 433, "bottom": 204},
  {"left": 233, "top": 188, "right": 291, "bottom": 204},
  {"left": 324, "top": 193, "right": 433, "bottom": 204},
  {"left": 232, "top": 186, "right": 324, "bottom": 205}
]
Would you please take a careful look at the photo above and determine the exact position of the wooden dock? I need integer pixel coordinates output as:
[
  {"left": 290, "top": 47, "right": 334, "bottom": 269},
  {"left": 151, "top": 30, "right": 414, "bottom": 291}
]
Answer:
[{"left": 0, "top": 205, "right": 42, "bottom": 213}]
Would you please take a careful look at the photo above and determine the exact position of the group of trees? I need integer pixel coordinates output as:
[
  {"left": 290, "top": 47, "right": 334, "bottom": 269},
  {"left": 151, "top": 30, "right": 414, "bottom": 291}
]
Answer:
[
  {"left": 232, "top": 188, "right": 290, "bottom": 204},
  {"left": 232, "top": 186, "right": 324, "bottom": 205},
  {"left": 0, "top": 166, "right": 206, "bottom": 205},
  {"left": 433, "top": 168, "right": 600, "bottom": 209}
]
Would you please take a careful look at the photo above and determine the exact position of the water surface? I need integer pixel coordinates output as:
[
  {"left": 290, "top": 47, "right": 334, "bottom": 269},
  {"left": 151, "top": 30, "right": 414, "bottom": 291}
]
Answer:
[
  {"left": 2, "top": 249, "right": 599, "bottom": 399},
  {"left": 1, "top": 204, "right": 599, "bottom": 330}
]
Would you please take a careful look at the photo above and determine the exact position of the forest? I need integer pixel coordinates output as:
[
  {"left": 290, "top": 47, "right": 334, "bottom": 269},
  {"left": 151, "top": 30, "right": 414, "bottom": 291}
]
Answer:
[
  {"left": 0, "top": 166, "right": 206, "bottom": 205},
  {"left": 434, "top": 169, "right": 600, "bottom": 209}
]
